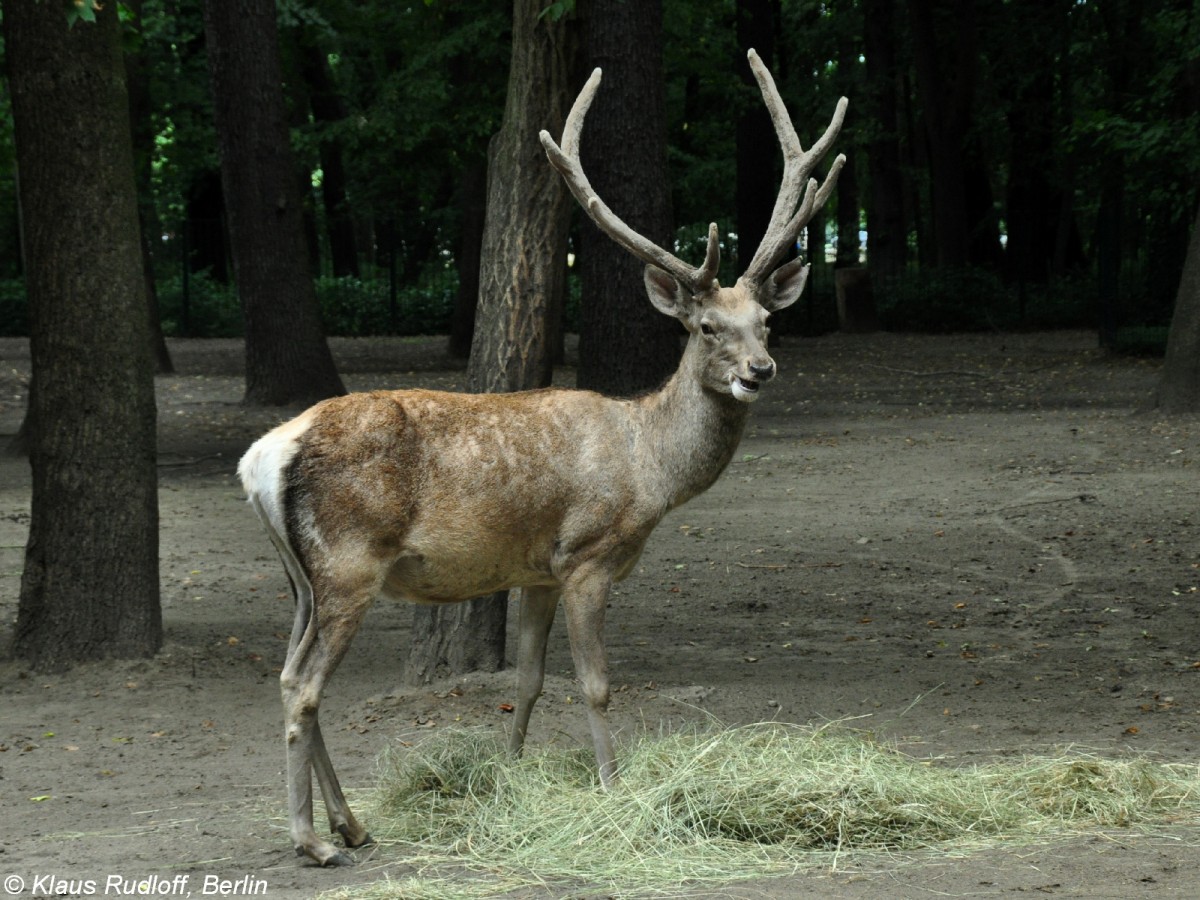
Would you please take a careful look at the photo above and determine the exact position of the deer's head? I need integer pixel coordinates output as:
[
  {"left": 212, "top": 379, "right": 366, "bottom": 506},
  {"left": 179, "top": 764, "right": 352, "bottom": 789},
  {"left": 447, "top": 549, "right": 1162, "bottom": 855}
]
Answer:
[{"left": 540, "top": 49, "right": 847, "bottom": 403}]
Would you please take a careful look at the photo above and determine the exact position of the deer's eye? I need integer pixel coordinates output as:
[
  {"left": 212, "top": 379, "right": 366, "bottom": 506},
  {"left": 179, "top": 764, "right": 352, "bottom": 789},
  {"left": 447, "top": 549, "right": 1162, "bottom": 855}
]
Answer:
[{"left": 700, "top": 322, "right": 716, "bottom": 336}]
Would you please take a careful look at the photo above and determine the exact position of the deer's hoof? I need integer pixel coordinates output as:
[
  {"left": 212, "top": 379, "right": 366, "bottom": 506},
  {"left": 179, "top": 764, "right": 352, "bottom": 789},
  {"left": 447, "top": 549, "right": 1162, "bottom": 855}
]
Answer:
[
  {"left": 322, "top": 849, "right": 355, "bottom": 868},
  {"left": 338, "top": 824, "right": 374, "bottom": 849},
  {"left": 296, "top": 843, "right": 355, "bottom": 867}
]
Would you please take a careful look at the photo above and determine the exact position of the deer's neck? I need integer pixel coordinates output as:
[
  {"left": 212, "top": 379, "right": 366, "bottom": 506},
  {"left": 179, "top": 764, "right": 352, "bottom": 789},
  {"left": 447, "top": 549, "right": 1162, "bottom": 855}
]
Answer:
[{"left": 633, "top": 341, "right": 750, "bottom": 511}]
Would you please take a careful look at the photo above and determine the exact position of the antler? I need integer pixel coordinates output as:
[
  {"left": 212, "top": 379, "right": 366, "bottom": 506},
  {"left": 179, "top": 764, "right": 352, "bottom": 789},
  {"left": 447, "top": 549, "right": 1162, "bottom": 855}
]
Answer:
[
  {"left": 738, "top": 49, "right": 848, "bottom": 288},
  {"left": 539, "top": 69, "right": 722, "bottom": 294},
  {"left": 540, "top": 51, "right": 846, "bottom": 295}
]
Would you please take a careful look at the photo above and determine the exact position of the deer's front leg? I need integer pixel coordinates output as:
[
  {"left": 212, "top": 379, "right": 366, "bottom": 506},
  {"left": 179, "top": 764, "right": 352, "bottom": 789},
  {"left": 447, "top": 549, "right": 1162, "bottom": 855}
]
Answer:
[
  {"left": 510, "top": 586, "right": 561, "bottom": 757},
  {"left": 561, "top": 567, "right": 617, "bottom": 786}
]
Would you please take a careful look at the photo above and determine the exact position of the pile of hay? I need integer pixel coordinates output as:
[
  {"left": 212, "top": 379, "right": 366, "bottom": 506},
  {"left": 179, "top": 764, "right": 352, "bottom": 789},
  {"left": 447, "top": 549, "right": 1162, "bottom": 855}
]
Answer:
[{"left": 333, "top": 723, "right": 1200, "bottom": 898}]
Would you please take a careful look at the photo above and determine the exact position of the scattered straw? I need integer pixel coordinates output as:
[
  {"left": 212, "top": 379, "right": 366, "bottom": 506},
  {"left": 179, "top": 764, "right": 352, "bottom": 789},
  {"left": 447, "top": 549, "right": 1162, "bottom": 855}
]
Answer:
[{"left": 320, "top": 722, "right": 1200, "bottom": 899}]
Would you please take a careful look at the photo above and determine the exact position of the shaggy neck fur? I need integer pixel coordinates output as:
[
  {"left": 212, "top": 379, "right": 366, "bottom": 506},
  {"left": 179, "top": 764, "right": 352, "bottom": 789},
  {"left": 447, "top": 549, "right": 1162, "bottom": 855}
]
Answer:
[{"left": 632, "top": 336, "right": 751, "bottom": 511}]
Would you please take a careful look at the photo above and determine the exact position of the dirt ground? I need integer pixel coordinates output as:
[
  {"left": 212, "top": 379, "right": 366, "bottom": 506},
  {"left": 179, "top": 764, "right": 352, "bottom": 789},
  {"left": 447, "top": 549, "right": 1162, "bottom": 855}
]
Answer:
[{"left": 1, "top": 330, "right": 1198, "bottom": 899}]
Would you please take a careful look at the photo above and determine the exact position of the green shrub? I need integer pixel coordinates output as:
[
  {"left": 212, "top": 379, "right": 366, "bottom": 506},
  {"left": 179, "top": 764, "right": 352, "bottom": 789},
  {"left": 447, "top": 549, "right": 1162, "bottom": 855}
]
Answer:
[
  {"left": 0, "top": 279, "right": 28, "bottom": 336},
  {"left": 1110, "top": 325, "right": 1168, "bottom": 356},
  {"left": 876, "top": 267, "right": 1015, "bottom": 332},
  {"left": 157, "top": 269, "right": 242, "bottom": 337},
  {"left": 876, "top": 267, "right": 1097, "bottom": 332}
]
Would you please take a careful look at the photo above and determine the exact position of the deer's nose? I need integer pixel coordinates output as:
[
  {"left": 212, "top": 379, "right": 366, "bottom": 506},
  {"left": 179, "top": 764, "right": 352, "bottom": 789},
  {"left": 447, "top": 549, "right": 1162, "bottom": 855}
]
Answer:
[{"left": 749, "top": 360, "right": 776, "bottom": 382}]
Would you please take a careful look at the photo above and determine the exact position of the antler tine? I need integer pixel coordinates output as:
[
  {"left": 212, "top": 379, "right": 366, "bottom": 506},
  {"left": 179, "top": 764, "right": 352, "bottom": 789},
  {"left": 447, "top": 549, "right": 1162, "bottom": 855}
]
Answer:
[
  {"left": 740, "top": 48, "right": 849, "bottom": 286},
  {"left": 540, "top": 70, "right": 721, "bottom": 293}
]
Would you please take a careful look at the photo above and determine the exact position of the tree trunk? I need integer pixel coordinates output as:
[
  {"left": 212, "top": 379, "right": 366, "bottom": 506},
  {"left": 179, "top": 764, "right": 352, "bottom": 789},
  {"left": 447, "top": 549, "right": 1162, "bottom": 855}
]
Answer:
[
  {"left": 448, "top": 159, "right": 487, "bottom": 359},
  {"left": 834, "top": 19, "right": 860, "bottom": 270},
  {"left": 862, "top": 0, "right": 906, "bottom": 280},
  {"left": 1154, "top": 204, "right": 1200, "bottom": 412},
  {"left": 406, "top": 0, "right": 577, "bottom": 684},
  {"left": 202, "top": 0, "right": 345, "bottom": 406},
  {"left": 184, "top": 169, "right": 229, "bottom": 284},
  {"left": 735, "top": 0, "right": 779, "bottom": 275},
  {"left": 298, "top": 37, "right": 360, "bottom": 279},
  {"left": 5, "top": 1, "right": 161, "bottom": 671},
  {"left": 908, "top": 0, "right": 980, "bottom": 269},
  {"left": 576, "top": 0, "right": 678, "bottom": 396}
]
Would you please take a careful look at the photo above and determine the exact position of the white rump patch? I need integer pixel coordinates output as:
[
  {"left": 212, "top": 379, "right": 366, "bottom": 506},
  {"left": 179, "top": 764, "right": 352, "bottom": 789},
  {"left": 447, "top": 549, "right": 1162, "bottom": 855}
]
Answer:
[{"left": 237, "top": 410, "right": 315, "bottom": 536}]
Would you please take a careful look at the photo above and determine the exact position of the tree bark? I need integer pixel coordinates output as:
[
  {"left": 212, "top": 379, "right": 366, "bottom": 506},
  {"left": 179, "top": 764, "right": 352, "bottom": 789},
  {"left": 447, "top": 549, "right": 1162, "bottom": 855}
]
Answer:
[
  {"left": 202, "top": 0, "right": 345, "bottom": 406},
  {"left": 448, "top": 159, "right": 487, "bottom": 359},
  {"left": 1154, "top": 204, "right": 1200, "bottom": 412},
  {"left": 834, "top": 16, "right": 860, "bottom": 270},
  {"left": 862, "top": 0, "right": 906, "bottom": 280},
  {"left": 406, "top": 0, "right": 577, "bottom": 684},
  {"left": 184, "top": 169, "right": 229, "bottom": 284},
  {"left": 735, "top": 0, "right": 779, "bottom": 276},
  {"left": 5, "top": 1, "right": 161, "bottom": 671},
  {"left": 576, "top": 0, "right": 678, "bottom": 396},
  {"left": 908, "top": 0, "right": 999, "bottom": 270}
]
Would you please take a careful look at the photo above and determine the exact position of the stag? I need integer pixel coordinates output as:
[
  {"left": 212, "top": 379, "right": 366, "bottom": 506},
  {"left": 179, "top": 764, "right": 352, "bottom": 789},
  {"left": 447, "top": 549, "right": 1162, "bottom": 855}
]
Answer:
[{"left": 238, "top": 49, "right": 846, "bottom": 867}]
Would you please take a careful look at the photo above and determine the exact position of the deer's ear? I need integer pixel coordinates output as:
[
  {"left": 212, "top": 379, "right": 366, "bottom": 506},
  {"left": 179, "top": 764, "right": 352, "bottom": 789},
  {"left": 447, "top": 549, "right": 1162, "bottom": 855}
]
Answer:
[
  {"left": 644, "top": 265, "right": 692, "bottom": 320},
  {"left": 761, "top": 258, "right": 810, "bottom": 312}
]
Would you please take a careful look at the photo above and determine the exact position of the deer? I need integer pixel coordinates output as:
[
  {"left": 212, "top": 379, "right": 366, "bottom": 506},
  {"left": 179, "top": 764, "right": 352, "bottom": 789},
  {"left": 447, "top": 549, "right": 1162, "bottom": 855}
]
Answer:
[{"left": 237, "top": 48, "right": 846, "bottom": 867}]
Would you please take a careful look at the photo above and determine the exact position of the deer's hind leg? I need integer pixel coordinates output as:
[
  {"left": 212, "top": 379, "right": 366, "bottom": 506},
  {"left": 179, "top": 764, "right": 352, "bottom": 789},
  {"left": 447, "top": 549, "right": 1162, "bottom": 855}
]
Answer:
[
  {"left": 280, "top": 558, "right": 377, "bottom": 866},
  {"left": 509, "top": 586, "right": 561, "bottom": 756}
]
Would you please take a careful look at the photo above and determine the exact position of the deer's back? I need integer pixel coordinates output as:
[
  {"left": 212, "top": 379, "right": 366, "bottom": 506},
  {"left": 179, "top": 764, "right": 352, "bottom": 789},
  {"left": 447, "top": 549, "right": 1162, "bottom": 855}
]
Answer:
[{"left": 241, "top": 388, "right": 666, "bottom": 602}]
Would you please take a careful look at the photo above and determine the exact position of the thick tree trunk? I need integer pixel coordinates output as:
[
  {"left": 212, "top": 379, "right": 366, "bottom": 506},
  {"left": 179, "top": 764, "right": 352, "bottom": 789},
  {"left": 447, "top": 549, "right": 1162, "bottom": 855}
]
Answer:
[
  {"left": 834, "top": 13, "right": 860, "bottom": 270},
  {"left": 406, "top": 0, "right": 576, "bottom": 684},
  {"left": 5, "top": 1, "right": 161, "bottom": 671},
  {"left": 908, "top": 0, "right": 997, "bottom": 270},
  {"left": 184, "top": 170, "right": 229, "bottom": 283},
  {"left": 448, "top": 160, "right": 487, "bottom": 359},
  {"left": 735, "top": 0, "right": 779, "bottom": 276},
  {"left": 1154, "top": 205, "right": 1200, "bottom": 412},
  {"left": 202, "top": 0, "right": 345, "bottom": 406},
  {"left": 862, "top": 0, "right": 906, "bottom": 280},
  {"left": 576, "top": 0, "right": 677, "bottom": 396}
]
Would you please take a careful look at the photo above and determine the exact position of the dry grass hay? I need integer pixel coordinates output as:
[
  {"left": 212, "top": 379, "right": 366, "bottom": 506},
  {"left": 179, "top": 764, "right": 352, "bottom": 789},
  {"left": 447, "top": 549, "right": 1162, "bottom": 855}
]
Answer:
[{"left": 324, "top": 722, "right": 1200, "bottom": 899}]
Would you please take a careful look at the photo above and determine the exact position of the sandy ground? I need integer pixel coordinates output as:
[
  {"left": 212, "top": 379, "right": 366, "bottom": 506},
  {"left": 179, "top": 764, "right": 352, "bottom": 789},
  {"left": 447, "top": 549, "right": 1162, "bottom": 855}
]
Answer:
[{"left": 1, "top": 330, "right": 1198, "bottom": 898}]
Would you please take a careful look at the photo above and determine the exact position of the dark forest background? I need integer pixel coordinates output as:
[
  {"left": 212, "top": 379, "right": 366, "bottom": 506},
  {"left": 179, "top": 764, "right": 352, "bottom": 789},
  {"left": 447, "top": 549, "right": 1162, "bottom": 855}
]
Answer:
[{"left": 2, "top": 0, "right": 1195, "bottom": 350}]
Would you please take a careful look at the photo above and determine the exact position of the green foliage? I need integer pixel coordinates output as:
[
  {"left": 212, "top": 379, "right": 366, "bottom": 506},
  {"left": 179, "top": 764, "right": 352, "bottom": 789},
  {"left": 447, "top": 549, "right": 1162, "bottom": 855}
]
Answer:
[
  {"left": 876, "top": 268, "right": 1095, "bottom": 333},
  {"left": 156, "top": 270, "right": 240, "bottom": 338},
  {"left": 65, "top": 0, "right": 102, "bottom": 29},
  {"left": 0, "top": 280, "right": 28, "bottom": 336},
  {"left": 316, "top": 270, "right": 457, "bottom": 337},
  {"left": 537, "top": 0, "right": 576, "bottom": 22},
  {"left": 152, "top": 267, "right": 459, "bottom": 339},
  {"left": 4, "top": 0, "right": 1196, "bottom": 342},
  {"left": 137, "top": 0, "right": 220, "bottom": 227},
  {"left": 1110, "top": 326, "right": 1169, "bottom": 358}
]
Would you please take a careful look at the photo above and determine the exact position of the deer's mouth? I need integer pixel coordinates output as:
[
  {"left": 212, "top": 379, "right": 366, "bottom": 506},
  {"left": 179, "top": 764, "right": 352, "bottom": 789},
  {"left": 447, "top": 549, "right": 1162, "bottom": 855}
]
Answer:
[{"left": 731, "top": 375, "right": 761, "bottom": 403}]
